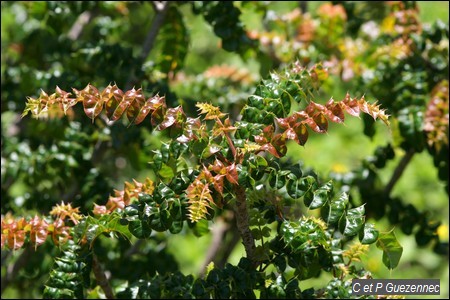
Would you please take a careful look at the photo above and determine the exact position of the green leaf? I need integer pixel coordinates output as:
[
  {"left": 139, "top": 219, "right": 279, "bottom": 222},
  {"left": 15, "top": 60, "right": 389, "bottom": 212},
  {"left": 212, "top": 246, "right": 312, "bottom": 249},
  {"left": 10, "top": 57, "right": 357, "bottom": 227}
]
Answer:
[
  {"left": 269, "top": 172, "right": 287, "bottom": 190},
  {"left": 359, "top": 223, "right": 379, "bottom": 244},
  {"left": 324, "top": 193, "right": 348, "bottom": 224},
  {"left": 376, "top": 230, "right": 403, "bottom": 269},
  {"left": 158, "top": 163, "right": 175, "bottom": 180},
  {"left": 287, "top": 176, "right": 316, "bottom": 199},
  {"left": 169, "top": 199, "right": 184, "bottom": 234},
  {"left": 191, "top": 139, "right": 208, "bottom": 157},
  {"left": 201, "top": 143, "right": 222, "bottom": 159},
  {"left": 105, "top": 216, "right": 133, "bottom": 241},
  {"left": 343, "top": 205, "right": 365, "bottom": 236},
  {"left": 192, "top": 219, "right": 210, "bottom": 237},
  {"left": 128, "top": 220, "right": 152, "bottom": 239},
  {"left": 308, "top": 181, "right": 332, "bottom": 209},
  {"left": 151, "top": 150, "right": 163, "bottom": 171}
]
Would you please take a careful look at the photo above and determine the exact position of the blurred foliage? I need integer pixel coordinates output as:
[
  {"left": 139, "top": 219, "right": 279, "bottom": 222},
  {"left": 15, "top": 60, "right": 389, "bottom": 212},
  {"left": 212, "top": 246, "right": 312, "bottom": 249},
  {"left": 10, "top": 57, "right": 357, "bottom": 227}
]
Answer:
[{"left": 1, "top": 1, "right": 448, "bottom": 299}]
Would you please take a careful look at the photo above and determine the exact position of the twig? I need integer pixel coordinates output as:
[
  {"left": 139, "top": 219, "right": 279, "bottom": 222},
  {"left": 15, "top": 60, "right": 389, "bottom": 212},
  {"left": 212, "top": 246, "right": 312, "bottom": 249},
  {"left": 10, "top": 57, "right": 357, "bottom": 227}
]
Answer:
[
  {"left": 198, "top": 211, "right": 239, "bottom": 276},
  {"left": 125, "top": 1, "right": 170, "bottom": 90},
  {"left": 198, "top": 215, "right": 230, "bottom": 276},
  {"left": 383, "top": 148, "right": 415, "bottom": 197},
  {"left": 216, "top": 222, "right": 240, "bottom": 268},
  {"left": 92, "top": 254, "right": 115, "bottom": 299},
  {"left": 68, "top": 10, "right": 97, "bottom": 41}
]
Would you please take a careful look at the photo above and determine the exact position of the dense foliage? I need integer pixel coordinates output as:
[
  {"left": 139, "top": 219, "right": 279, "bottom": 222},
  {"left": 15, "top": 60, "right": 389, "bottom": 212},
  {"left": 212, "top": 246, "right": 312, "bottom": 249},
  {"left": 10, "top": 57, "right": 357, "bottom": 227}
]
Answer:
[{"left": 1, "top": 1, "right": 448, "bottom": 299}]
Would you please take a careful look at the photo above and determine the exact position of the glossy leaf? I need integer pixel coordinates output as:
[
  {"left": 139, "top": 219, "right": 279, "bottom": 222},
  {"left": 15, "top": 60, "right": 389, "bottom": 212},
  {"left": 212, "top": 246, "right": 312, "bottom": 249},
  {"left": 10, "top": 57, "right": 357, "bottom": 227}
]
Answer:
[
  {"left": 343, "top": 205, "right": 365, "bottom": 236},
  {"left": 324, "top": 192, "right": 348, "bottom": 224},
  {"left": 287, "top": 176, "right": 316, "bottom": 199},
  {"left": 359, "top": 222, "right": 379, "bottom": 244},
  {"left": 376, "top": 230, "right": 403, "bottom": 269},
  {"left": 308, "top": 181, "right": 332, "bottom": 209}
]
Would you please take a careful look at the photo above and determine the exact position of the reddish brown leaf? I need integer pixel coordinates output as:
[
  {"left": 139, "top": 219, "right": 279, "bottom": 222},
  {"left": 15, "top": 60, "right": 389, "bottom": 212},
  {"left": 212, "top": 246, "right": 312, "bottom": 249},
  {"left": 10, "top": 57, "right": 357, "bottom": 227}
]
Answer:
[
  {"left": 199, "top": 166, "right": 214, "bottom": 182},
  {"left": 284, "top": 128, "right": 297, "bottom": 140},
  {"left": 225, "top": 163, "right": 239, "bottom": 185},
  {"left": 272, "top": 133, "right": 287, "bottom": 157},
  {"left": 325, "top": 100, "right": 345, "bottom": 123},
  {"left": 126, "top": 88, "right": 145, "bottom": 124},
  {"left": 305, "top": 102, "right": 316, "bottom": 115},
  {"left": 276, "top": 117, "right": 290, "bottom": 130},
  {"left": 50, "top": 218, "right": 71, "bottom": 246},
  {"left": 313, "top": 112, "right": 328, "bottom": 132},
  {"left": 77, "top": 84, "right": 104, "bottom": 121},
  {"left": 304, "top": 117, "right": 321, "bottom": 133},
  {"left": 294, "top": 123, "right": 309, "bottom": 145},
  {"left": 158, "top": 107, "right": 184, "bottom": 130},
  {"left": 8, "top": 229, "right": 26, "bottom": 250},
  {"left": 213, "top": 175, "right": 225, "bottom": 196},
  {"left": 342, "top": 93, "right": 360, "bottom": 116},
  {"left": 151, "top": 103, "right": 166, "bottom": 127},
  {"left": 56, "top": 86, "right": 76, "bottom": 114},
  {"left": 294, "top": 110, "right": 309, "bottom": 120},
  {"left": 104, "top": 85, "right": 122, "bottom": 121},
  {"left": 260, "top": 143, "right": 280, "bottom": 158},
  {"left": 28, "top": 216, "right": 49, "bottom": 249}
]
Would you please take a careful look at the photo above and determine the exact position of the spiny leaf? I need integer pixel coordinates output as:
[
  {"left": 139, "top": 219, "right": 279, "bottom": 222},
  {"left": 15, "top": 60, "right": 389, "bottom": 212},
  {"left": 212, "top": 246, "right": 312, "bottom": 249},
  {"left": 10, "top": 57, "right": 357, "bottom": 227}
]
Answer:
[
  {"left": 424, "top": 80, "right": 449, "bottom": 151},
  {"left": 343, "top": 243, "right": 369, "bottom": 263},
  {"left": 186, "top": 176, "right": 214, "bottom": 222},
  {"left": 23, "top": 84, "right": 167, "bottom": 126},
  {"left": 93, "top": 178, "right": 154, "bottom": 215},
  {"left": 196, "top": 102, "right": 226, "bottom": 120}
]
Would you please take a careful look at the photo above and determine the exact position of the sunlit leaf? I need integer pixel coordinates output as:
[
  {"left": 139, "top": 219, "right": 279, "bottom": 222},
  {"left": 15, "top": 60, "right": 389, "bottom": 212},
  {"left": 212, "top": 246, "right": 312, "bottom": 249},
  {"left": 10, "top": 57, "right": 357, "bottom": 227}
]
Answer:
[
  {"left": 343, "top": 205, "right": 365, "bottom": 236},
  {"left": 376, "top": 230, "right": 403, "bottom": 269},
  {"left": 359, "top": 222, "right": 379, "bottom": 244}
]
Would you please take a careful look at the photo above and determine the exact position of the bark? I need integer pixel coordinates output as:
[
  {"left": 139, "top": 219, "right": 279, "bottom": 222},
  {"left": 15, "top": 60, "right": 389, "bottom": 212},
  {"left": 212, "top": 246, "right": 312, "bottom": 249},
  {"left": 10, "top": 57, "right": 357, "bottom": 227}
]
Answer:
[
  {"left": 92, "top": 254, "right": 115, "bottom": 299},
  {"left": 233, "top": 185, "right": 257, "bottom": 265},
  {"left": 125, "top": 1, "right": 170, "bottom": 90}
]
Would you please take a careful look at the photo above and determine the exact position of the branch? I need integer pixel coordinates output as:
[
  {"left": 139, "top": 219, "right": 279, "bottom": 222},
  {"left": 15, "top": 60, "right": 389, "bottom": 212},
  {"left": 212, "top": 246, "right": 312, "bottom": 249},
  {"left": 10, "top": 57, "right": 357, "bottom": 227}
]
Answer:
[
  {"left": 92, "top": 254, "right": 115, "bottom": 299},
  {"left": 125, "top": 1, "right": 170, "bottom": 90},
  {"left": 198, "top": 215, "right": 230, "bottom": 276},
  {"left": 216, "top": 221, "right": 240, "bottom": 267},
  {"left": 233, "top": 185, "right": 257, "bottom": 266},
  {"left": 198, "top": 211, "right": 239, "bottom": 276},
  {"left": 383, "top": 148, "right": 415, "bottom": 197}
]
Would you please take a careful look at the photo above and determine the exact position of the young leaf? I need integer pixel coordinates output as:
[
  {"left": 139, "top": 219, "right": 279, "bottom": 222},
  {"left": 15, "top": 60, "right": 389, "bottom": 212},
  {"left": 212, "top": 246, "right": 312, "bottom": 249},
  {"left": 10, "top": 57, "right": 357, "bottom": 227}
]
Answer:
[
  {"left": 186, "top": 178, "right": 214, "bottom": 222},
  {"left": 196, "top": 102, "right": 226, "bottom": 120}
]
